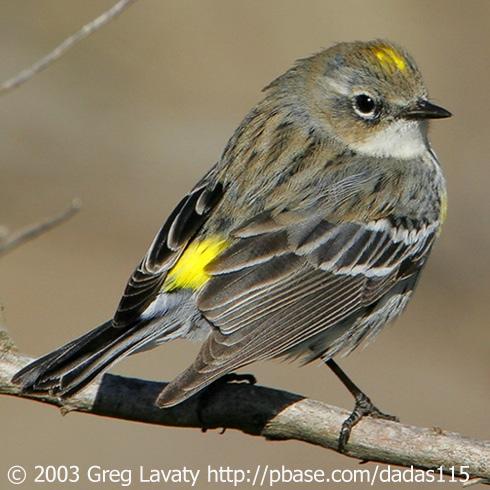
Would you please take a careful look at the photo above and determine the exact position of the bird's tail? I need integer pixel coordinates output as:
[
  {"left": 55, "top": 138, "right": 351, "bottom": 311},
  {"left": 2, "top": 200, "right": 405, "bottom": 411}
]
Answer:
[{"left": 12, "top": 320, "right": 164, "bottom": 396}]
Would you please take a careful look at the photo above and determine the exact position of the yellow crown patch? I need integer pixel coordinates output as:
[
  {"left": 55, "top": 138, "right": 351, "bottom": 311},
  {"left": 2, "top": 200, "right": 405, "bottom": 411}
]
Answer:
[
  {"left": 372, "top": 46, "right": 407, "bottom": 72},
  {"left": 163, "top": 237, "right": 229, "bottom": 292}
]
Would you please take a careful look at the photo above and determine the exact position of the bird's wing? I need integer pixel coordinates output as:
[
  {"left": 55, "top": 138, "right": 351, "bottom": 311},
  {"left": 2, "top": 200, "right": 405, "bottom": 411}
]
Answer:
[
  {"left": 112, "top": 180, "right": 223, "bottom": 327},
  {"left": 157, "top": 210, "right": 438, "bottom": 406}
]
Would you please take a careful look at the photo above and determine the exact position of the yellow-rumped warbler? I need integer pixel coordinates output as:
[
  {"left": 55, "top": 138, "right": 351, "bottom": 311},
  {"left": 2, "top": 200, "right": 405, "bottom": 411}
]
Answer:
[{"left": 14, "top": 40, "right": 450, "bottom": 449}]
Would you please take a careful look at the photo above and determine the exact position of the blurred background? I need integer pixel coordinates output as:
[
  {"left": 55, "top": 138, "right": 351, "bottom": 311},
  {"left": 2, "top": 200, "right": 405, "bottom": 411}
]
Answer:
[{"left": 1, "top": 1, "right": 488, "bottom": 488}]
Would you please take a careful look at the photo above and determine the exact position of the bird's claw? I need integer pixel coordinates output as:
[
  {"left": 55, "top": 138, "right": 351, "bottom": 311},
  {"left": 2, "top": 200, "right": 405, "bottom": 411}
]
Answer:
[{"left": 338, "top": 392, "right": 398, "bottom": 452}]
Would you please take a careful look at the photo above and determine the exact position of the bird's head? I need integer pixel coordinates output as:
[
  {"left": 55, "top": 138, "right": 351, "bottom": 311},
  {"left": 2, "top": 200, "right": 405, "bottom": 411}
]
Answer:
[{"left": 269, "top": 40, "right": 451, "bottom": 160}]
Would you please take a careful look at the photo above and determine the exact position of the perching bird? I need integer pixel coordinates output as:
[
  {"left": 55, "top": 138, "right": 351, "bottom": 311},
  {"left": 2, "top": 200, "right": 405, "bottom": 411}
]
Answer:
[{"left": 13, "top": 40, "right": 450, "bottom": 450}]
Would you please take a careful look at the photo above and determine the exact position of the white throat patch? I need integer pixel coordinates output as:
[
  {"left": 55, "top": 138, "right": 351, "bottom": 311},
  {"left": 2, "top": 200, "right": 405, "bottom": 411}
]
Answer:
[{"left": 351, "top": 120, "right": 427, "bottom": 160}]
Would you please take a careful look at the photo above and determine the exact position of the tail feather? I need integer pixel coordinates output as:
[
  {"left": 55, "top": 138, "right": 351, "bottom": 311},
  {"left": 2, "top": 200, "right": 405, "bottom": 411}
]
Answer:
[
  {"left": 12, "top": 321, "right": 113, "bottom": 391},
  {"left": 12, "top": 320, "right": 165, "bottom": 396}
]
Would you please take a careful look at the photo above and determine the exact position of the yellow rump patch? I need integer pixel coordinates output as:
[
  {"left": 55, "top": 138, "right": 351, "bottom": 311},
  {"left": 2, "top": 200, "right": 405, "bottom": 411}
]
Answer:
[
  {"left": 372, "top": 46, "right": 407, "bottom": 72},
  {"left": 163, "top": 237, "right": 229, "bottom": 292}
]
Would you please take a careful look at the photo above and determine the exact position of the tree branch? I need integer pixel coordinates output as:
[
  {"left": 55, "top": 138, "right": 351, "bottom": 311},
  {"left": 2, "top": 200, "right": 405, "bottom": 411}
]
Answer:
[
  {"left": 0, "top": 0, "right": 138, "bottom": 96},
  {"left": 1, "top": 324, "right": 488, "bottom": 485},
  {"left": 0, "top": 200, "right": 80, "bottom": 256}
]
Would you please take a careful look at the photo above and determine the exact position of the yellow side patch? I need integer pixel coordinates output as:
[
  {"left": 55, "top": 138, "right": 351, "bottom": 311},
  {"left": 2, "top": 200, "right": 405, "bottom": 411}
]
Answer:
[
  {"left": 163, "top": 237, "right": 229, "bottom": 292},
  {"left": 439, "top": 190, "right": 448, "bottom": 225},
  {"left": 372, "top": 46, "right": 407, "bottom": 72}
]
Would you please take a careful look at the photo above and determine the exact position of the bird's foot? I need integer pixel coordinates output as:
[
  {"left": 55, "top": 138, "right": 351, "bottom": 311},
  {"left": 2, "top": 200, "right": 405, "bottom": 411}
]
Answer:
[
  {"left": 338, "top": 392, "right": 398, "bottom": 452},
  {"left": 217, "top": 372, "right": 257, "bottom": 386}
]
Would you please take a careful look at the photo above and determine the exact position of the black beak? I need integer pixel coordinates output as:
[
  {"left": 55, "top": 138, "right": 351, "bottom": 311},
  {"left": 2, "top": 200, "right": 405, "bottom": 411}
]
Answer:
[{"left": 402, "top": 99, "right": 452, "bottom": 120}]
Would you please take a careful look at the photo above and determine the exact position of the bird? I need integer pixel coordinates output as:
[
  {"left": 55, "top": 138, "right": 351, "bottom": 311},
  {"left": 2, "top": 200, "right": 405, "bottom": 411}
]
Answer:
[{"left": 13, "top": 39, "right": 451, "bottom": 450}]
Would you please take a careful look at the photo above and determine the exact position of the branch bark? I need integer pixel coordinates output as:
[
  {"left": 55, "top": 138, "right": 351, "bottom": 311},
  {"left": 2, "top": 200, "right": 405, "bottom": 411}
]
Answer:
[
  {"left": 0, "top": 0, "right": 138, "bottom": 96},
  {"left": 1, "top": 324, "right": 488, "bottom": 485}
]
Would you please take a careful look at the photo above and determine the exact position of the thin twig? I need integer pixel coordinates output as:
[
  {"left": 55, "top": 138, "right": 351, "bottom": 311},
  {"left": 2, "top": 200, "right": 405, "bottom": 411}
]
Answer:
[
  {"left": 0, "top": 200, "right": 81, "bottom": 256},
  {"left": 0, "top": 325, "right": 488, "bottom": 483},
  {"left": 0, "top": 0, "right": 138, "bottom": 96}
]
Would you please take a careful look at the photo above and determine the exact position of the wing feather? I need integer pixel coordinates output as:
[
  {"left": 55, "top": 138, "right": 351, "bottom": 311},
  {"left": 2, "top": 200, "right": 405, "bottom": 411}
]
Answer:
[{"left": 112, "top": 182, "right": 223, "bottom": 327}]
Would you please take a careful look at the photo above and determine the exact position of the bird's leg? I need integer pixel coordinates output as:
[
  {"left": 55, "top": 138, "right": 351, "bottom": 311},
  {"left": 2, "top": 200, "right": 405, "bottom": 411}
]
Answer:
[
  {"left": 325, "top": 359, "right": 399, "bottom": 452},
  {"left": 197, "top": 373, "right": 257, "bottom": 433}
]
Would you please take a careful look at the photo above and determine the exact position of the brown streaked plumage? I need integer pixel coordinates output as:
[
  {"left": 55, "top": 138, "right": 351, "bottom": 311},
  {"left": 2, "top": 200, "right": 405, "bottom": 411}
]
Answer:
[{"left": 13, "top": 40, "right": 450, "bottom": 448}]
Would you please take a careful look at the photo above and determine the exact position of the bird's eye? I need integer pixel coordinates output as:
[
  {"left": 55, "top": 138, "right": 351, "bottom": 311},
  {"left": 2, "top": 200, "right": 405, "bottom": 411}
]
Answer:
[{"left": 353, "top": 94, "right": 378, "bottom": 119}]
